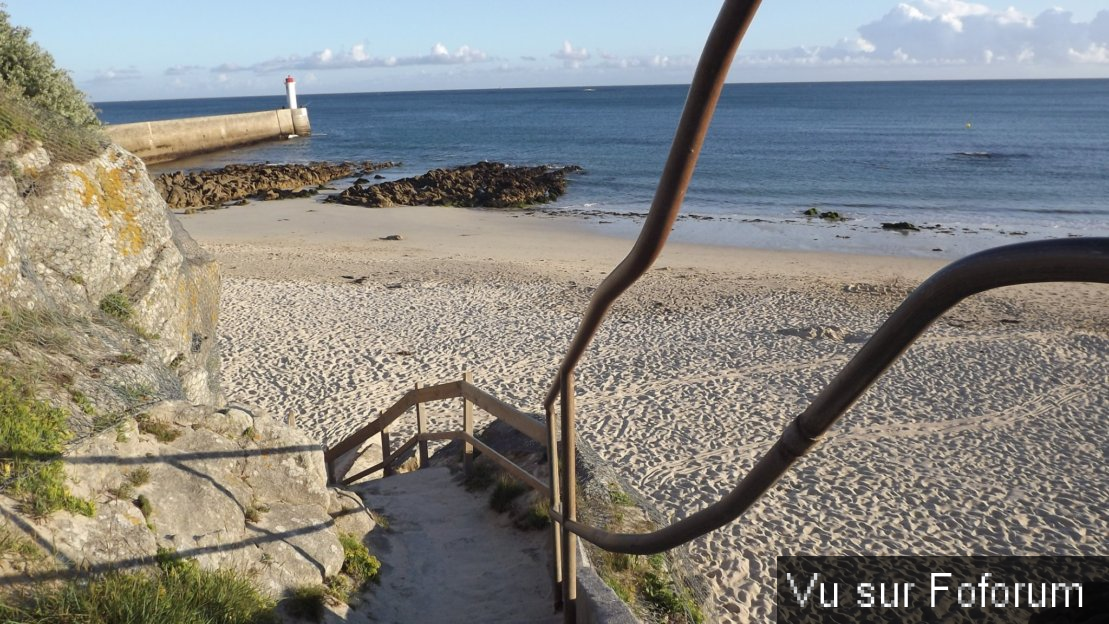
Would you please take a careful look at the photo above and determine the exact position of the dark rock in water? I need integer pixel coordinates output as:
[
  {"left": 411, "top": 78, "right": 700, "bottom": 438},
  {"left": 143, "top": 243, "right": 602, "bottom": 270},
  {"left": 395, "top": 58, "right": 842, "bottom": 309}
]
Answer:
[
  {"left": 353, "top": 177, "right": 370, "bottom": 185},
  {"left": 326, "top": 161, "right": 584, "bottom": 209},
  {"left": 374, "top": 174, "right": 386, "bottom": 179},
  {"left": 882, "top": 221, "right": 920, "bottom": 232},
  {"left": 803, "top": 207, "right": 845, "bottom": 221},
  {"left": 153, "top": 161, "right": 399, "bottom": 210}
]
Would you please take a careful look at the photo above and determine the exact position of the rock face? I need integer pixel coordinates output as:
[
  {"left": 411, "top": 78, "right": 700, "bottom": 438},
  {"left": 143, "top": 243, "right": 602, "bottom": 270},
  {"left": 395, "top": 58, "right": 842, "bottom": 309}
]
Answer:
[
  {"left": 327, "top": 161, "right": 583, "bottom": 208},
  {"left": 153, "top": 161, "right": 397, "bottom": 210},
  {"left": 1, "top": 142, "right": 221, "bottom": 405},
  {"left": 9, "top": 402, "right": 344, "bottom": 597},
  {"left": 1, "top": 135, "right": 371, "bottom": 597}
]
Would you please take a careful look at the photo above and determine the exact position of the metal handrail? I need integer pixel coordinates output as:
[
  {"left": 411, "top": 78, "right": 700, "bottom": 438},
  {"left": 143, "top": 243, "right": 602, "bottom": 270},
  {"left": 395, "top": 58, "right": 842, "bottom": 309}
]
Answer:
[
  {"left": 534, "top": 5, "right": 1109, "bottom": 621},
  {"left": 541, "top": 0, "right": 765, "bottom": 413},
  {"left": 549, "top": 238, "right": 1109, "bottom": 554}
]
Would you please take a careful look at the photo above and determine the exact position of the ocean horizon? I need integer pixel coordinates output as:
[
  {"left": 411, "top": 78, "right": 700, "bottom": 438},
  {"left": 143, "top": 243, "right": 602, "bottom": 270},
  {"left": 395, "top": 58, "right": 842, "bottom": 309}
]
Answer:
[{"left": 99, "top": 79, "right": 1109, "bottom": 257}]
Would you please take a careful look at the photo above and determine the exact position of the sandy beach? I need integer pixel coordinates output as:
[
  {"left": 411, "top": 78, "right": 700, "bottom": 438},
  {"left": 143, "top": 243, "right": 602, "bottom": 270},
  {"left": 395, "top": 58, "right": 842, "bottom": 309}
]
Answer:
[{"left": 181, "top": 198, "right": 1108, "bottom": 621}]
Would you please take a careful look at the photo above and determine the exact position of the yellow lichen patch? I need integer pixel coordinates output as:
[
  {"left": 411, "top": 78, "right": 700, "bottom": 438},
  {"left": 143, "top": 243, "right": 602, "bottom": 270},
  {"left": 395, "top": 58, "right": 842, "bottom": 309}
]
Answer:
[{"left": 75, "top": 165, "right": 145, "bottom": 257}]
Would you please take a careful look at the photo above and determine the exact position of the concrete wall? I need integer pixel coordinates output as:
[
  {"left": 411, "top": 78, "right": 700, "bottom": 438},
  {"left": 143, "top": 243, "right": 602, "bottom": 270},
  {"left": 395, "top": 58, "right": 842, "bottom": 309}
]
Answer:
[{"left": 104, "top": 108, "right": 311, "bottom": 165}]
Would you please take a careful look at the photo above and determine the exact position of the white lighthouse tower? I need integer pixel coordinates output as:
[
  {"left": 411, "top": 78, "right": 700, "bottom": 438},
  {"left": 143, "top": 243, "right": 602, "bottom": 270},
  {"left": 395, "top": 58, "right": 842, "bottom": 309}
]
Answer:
[{"left": 285, "top": 75, "right": 298, "bottom": 110}]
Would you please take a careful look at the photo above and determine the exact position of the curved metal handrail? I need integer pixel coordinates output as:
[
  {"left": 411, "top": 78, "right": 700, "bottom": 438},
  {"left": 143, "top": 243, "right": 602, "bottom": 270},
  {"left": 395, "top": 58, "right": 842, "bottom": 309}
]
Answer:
[
  {"left": 542, "top": 0, "right": 765, "bottom": 413},
  {"left": 552, "top": 237, "right": 1109, "bottom": 554}
]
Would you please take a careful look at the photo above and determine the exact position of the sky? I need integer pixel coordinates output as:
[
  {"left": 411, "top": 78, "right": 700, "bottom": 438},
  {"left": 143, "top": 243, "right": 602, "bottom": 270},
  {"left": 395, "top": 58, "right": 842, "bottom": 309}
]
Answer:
[{"left": 5, "top": 0, "right": 1109, "bottom": 102}]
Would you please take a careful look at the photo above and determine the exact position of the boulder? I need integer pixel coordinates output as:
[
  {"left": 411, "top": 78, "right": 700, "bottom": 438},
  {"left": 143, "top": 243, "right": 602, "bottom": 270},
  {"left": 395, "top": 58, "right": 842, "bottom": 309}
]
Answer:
[
  {"left": 1, "top": 142, "right": 222, "bottom": 405},
  {"left": 30, "top": 401, "right": 346, "bottom": 597}
]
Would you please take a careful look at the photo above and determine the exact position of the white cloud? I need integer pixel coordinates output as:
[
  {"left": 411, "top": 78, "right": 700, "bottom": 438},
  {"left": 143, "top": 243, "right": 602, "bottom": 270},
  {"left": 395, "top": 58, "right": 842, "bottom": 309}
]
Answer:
[
  {"left": 90, "top": 67, "right": 142, "bottom": 83},
  {"left": 739, "top": 2, "right": 1109, "bottom": 69},
  {"left": 219, "top": 42, "right": 489, "bottom": 73},
  {"left": 552, "top": 40, "right": 590, "bottom": 68},
  {"left": 164, "top": 65, "right": 203, "bottom": 76}
]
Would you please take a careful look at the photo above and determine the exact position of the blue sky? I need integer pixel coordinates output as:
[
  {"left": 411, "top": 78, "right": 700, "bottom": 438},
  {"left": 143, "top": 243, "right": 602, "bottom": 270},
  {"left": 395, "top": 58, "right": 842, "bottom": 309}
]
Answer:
[{"left": 5, "top": 0, "right": 1109, "bottom": 102}]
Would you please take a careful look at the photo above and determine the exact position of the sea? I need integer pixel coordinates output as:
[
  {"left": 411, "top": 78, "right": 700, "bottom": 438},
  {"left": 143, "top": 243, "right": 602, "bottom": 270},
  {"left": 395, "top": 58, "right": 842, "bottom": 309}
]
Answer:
[{"left": 98, "top": 80, "right": 1109, "bottom": 257}]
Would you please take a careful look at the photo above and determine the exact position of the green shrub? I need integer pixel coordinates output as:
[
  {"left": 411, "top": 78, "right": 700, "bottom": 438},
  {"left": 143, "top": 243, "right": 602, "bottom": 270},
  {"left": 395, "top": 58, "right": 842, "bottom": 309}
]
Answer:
[
  {"left": 338, "top": 533, "right": 380, "bottom": 585},
  {"left": 98, "top": 292, "right": 133, "bottom": 321},
  {"left": 0, "top": 558, "right": 277, "bottom": 623},
  {"left": 0, "top": 376, "right": 94, "bottom": 518},
  {"left": 0, "top": 10, "right": 98, "bottom": 128}
]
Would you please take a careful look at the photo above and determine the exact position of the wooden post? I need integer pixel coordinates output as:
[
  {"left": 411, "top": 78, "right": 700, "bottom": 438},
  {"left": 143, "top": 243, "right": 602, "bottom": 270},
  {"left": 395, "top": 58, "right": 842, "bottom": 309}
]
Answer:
[
  {"left": 560, "top": 371, "right": 578, "bottom": 624},
  {"left": 381, "top": 425, "right": 393, "bottom": 477},
  {"left": 462, "top": 371, "right": 474, "bottom": 475},
  {"left": 547, "top": 403, "right": 564, "bottom": 612},
  {"left": 286, "top": 410, "right": 296, "bottom": 428},
  {"left": 415, "top": 382, "right": 429, "bottom": 468}
]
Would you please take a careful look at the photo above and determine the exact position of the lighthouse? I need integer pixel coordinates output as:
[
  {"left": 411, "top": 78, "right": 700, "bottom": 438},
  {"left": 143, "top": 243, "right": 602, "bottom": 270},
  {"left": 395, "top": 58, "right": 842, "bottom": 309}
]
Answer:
[{"left": 285, "top": 75, "right": 298, "bottom": 110}]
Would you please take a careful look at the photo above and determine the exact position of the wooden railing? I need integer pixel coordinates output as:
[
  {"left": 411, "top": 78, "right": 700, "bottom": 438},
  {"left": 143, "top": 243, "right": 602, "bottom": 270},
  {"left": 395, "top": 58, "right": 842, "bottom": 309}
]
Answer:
[{"left": 323, "top": 372, "right": 550, "bottom": 497}]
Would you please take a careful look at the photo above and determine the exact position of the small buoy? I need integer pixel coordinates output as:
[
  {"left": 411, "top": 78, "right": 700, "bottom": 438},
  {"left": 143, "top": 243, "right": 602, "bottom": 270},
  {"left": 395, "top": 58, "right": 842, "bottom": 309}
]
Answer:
[{"left": 965, "top": 122, "right": 972, "bottom": 129}]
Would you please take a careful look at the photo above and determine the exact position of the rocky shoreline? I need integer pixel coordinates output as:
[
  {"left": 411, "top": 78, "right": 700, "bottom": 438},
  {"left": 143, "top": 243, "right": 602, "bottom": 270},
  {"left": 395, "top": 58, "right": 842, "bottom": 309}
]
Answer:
[
  {"left": 326, "top": 162, "right": 583, "bottom": 209},
  {"left": 153, "top": 161, "right": 397, "bottom": 211}
]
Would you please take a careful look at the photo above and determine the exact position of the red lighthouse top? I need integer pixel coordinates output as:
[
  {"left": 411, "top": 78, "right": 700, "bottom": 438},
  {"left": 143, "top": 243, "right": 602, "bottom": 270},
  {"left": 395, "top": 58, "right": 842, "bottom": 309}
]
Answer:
[{"left": 285, "top": 75, "right": 295, "bottom": 83}]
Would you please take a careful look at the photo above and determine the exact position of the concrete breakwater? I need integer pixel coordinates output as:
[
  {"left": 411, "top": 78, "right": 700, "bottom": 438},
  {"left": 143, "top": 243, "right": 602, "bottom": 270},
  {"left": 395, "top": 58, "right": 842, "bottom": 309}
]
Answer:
[{"left": 104, "top": 107, "right": 310, "bottom": 164}]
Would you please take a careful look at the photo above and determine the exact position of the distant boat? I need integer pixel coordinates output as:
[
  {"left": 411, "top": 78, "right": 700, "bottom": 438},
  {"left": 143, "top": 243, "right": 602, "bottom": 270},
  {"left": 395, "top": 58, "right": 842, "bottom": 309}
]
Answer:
[{"left": 583, "top": 88, "right": 596, "bottom": 92}]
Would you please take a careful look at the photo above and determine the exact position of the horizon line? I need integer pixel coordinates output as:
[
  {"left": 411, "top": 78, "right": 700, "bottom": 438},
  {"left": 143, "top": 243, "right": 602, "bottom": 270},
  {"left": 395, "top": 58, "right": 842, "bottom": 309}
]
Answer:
[{"left": 93, "top": 75, "right": 1109, "bottom": 106}]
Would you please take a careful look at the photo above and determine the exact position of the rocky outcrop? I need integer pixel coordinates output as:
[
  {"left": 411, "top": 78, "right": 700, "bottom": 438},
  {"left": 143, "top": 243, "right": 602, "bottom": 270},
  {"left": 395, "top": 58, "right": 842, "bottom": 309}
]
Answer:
[
  {"left": 0, "top": 402, "right": 357, "bottom": 597},
  {"left": 327, "top": 161, "right": 582, "bottom": 209},
  {"left": 153, "top": 161, "right": 397, "bottom": 210},
  {"left": 1, "top": 142, "right": 221, "bottom": 405},
  {"left": 1, "top": 135, "right": 373, "bottom": 598}
]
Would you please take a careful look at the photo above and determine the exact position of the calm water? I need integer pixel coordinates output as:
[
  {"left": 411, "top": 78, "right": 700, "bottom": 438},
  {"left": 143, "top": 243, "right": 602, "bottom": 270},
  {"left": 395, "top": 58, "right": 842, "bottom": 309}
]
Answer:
[{"left": 98, "top": 80, "right": 1109, "bottom": 232}]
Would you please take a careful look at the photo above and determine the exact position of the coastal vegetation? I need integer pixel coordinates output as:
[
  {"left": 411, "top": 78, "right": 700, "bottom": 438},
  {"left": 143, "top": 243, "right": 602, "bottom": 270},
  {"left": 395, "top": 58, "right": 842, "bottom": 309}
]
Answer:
[
  {"left": 0, "top": 9, "right": 97, "bottom": 128},
  {"left": 0, "top": 375, "right": 94, "bottom": 518},
  {"left": 0, "top": 553, "right": 277, "bottom": 624}
]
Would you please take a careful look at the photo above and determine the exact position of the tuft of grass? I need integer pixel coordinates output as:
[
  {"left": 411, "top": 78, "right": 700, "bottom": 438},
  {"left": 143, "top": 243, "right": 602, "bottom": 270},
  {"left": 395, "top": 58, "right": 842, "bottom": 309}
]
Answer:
[
  {"left": 338, "top": 533, "right": 380, "bottom": 585},
  {"left": 0, "top": 308, "right": 70, "bottom": 353},
  {"left": 0, "top": 553, "right": 277, "bottom": 623},
  {"left": 489, "top": 476, "right": 527, "bottom": 513},
  {"left": 126, "top": 467, "right": 150, "bottom": 487},
  {"left": 137, "top": 417, "right": 180, "bottom": 443},
  {"left": 98, "top": 292, "right": 133, "bottom": 321},
  {"left": 241, "top": 426, "right": 259, "bottom": 441},
  {"left": 244, "top": 503, "right": 268, "bottom": 524},
  {"left": 608, "top": 482, "right": 634, "bottom": 507},
  {"left": 69, "top": 389, "right": 96, "bottom": 416},
  {"left": 106, "top": 482, "right": 134, "bottom": 501},
  {"left": 108, "top": 352, "right": 143, "bottom": 365},
  {"left": 0, "top": 376, "right": 95, "bottom": 518},
  {"left": 642, "top": 555, "right": 704, "bottom": 623},
  {"left": 135, "top": 494, "right": 153, "bottom": 520},
  {"left": 324, "top": 574, "right": 354, "bottom": 605},
  {"left": 91, "top": 411, "right": 126, "bottom": 434},
  {"left": 597, "top": 552, "right": 704, "bottom": 624},
  {"left": 0, "top": 524, "right": 43, "bottom": 566},
  {"left": 367, "top": 510, "right": 390, "bottom": 531},
  {"left": 284, "top": 585, "right": 326, "bottom": 623},
  {"left": 462, "top": 459, "right": 497, "bottom": 491},
  {"left": 516, "top": 498, "right": 551, "bottom": 531},
  {"left": 116, "top": 383, "right": 155, "bottom": 404}
]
